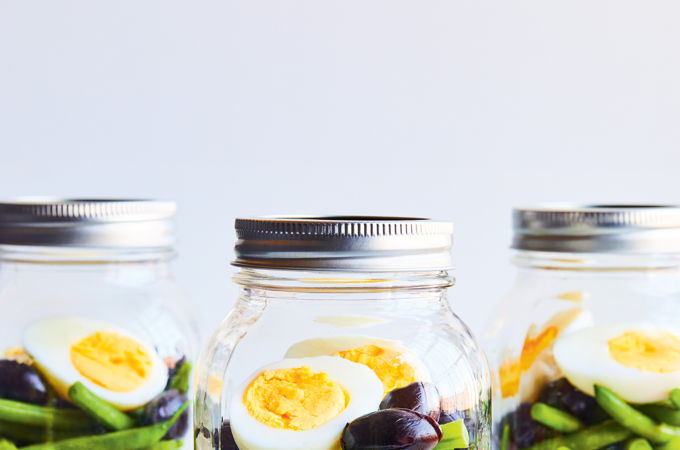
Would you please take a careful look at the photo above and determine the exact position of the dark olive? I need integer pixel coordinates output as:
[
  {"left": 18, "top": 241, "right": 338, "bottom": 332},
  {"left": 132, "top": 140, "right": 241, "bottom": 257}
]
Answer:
[
  {"left": 502, "top": 402, "right": 554, "bottom": 448},
  {"left": 380, "top": 382, "right": 441, "bottom": 421},
  {"left": 538, "top": 377, "right": 607, "bottom": 425},
  {"left": 0, "top": 360, "right": 49, "bottom": 405},
  {"left": 220, "top": 421, "right": 240, "bottom": 449},
  {"left": 142, "top": 389, "right": 188, "bottom": 440},
  {"left": 438, "top": 409, "right": 463, "bottom": 425},
  {"left": 341, "top": 408, "right": 442, "bottom": 450}
]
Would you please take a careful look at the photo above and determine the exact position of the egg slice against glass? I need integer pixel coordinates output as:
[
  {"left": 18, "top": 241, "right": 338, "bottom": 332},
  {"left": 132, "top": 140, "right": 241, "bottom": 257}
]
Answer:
[
  {"left": 285, "top": 335, "right": 430, "bottom": 394},
  {"left": 554, "top": 324, "right": 680, "bottom": 403},
  {"left": 23, "top": 317, "right": 168, "bottom": 410},
  {"left": 229, "top": 356, "right": 383, "bottom": 450}
]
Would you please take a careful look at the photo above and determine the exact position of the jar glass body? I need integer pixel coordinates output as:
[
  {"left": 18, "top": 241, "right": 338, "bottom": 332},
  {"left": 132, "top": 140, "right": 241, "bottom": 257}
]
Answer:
[
  {"left": 195, "top": 268, "right": 491, "bottom": 450},
  {"left": 486, "top": 251, "right": 680, "bottom": 449},
  {"left": 0, "top": 245, "right": 198, "bottom": 448}
]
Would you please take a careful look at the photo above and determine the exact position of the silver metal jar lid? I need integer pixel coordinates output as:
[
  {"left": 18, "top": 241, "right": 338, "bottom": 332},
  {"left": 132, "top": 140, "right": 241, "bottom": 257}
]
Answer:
[
  {"left": 513, "top": 205, "right": 680, "bottom": 254},
  {"left": 233, "top": 216, "right": 454, "bottom": 271},
  {"left": 0, "top": 199, "right": 176, "bottom": 249}
]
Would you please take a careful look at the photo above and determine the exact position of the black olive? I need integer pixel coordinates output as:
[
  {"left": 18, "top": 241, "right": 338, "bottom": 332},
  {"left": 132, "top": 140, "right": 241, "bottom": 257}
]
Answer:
[
  {"left": 0, "top": 360, "right": 49, "bottom": 405},
  {"left": 438, "top": 409, "right": 463, "bottom": 425},
  {"left": 380, "top": 382, "right": 441, "bottom": 421},
  {"left": 341, "top": 408, "right": 442, "bottom": 450},
  {"left": 220, "top": 421, "right": 240, "bottom": 449},
  {"left": 142, "top": 389, "right": 188, "bottom": 440},
  {"left": 502, "top": 402, "right": 554, "bottom": 448},
  {"left": 538, "top": 377, "right": 607, "bottom": 425}
]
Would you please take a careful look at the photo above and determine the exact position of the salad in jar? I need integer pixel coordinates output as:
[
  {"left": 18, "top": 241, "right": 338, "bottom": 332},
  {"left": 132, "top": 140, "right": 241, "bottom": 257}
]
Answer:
[
  {"left": 0, "top": 317, "right": 191, "bottom": 449},
  {"left": 217, "top": 335, "right": 475, "bottom": 450},
  {"left": 498, "top": 304, "right": 680, "bottom": 449}
]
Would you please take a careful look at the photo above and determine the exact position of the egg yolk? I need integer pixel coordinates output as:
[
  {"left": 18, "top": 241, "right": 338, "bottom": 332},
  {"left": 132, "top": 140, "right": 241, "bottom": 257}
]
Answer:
[
  {"left": 244, "top": 366, "right": 347, "bottom": 431},
  {"left": 334, "top": 344, "right": 417, "bottom": 394},
  {"left": 499, "top": 325, "right": 559, "bottom": 398},
  {"left": 609, "top": 329, "right": 680, "bottom": 373},
  {"left": 70, "top": 332, "right": 153, "bottom": 392}
]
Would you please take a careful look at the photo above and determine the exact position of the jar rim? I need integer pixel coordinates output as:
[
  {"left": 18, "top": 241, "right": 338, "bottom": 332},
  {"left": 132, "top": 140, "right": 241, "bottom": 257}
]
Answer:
[
  {"left": 0, "top": 198, "right": 176, "bottom": 250},
  {"left": 233, "top": 216, "right": 454, "bottom": 271},
  {"left": 513, "top": 204, "right": 680, "bottom": 254},
  {"left": 233, "top": 267, "right": 454, "bottom": 292}
]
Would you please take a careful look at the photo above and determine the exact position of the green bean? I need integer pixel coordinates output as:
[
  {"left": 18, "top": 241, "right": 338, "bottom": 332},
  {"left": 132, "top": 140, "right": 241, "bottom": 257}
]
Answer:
[
  {"left": 653, "top": 399, "right": 677, "bottom": 409},
  {"left": 0, "top": 399, "right": 97, "bottom": 431},
  {"left": 671, "top": 389, "right": 680, "bottom": 410},
  {"left": 139, "top": 440, "right": 183, "bottom": 450},
  {"left": 169, "top": 362, "right": 192, "bottom": 394},
  {"left": 657, "top": 438, "right": 680, "bottom": 450},
  {"left": 499, "top": 423, "right": 510, "bottom": 450},
  {"left": 0, "top": 420, "right": 89, "bottom": 444},
  {"left": 594, "top": 385, "right": 680, "bottom": 443},
  {"left": 530, "top": 402, "right": 584, "bottom": 433},
  {"left": 624, "top": 437, "right": 653, "bottom": 450},
  {"left": 19, "top": 401, "right": 187, "bottom": 450},
  {"left": 526, "top": 420, "right": 631, "bottom": 450},
  {"left": 68, "top": 382, "right": 135, "bottom": 431},
  {"left": 0, "top": 439, "right": 17, "bottom": 450},
  {"left": 434, "top": 419, "right": 468, "bottom": 449},
  {"left": 659, "top": 423, "right": 680, "bottom": 439},
  {"left": 638, "top": 404, "right": 680, "bottom": 426}
]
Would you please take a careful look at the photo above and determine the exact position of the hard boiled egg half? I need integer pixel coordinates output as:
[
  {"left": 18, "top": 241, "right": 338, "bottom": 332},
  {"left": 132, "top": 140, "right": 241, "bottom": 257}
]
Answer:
[
  {"left": 230, "top": 356, "right": 383, "bottom": 450},
  {"left": 554, "top": 324, "right": 680, "bottom": 403},
  {"left": 285, "top": 335, "right": 430, "bottom": 395},
  {"left": 23, "top": 317, "right": 168, "bottom": 410}
]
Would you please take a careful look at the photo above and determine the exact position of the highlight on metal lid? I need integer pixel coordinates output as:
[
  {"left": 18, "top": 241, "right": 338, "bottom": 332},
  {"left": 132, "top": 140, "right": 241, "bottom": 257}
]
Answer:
[
  {"left": 513, "top": 204, "right": 680, "bottom": 254},
  {"left": 233, "top": 216, "right": 454, "bottom": 271},
  {"left": 0, "top": 198, "right": 176, "bottom": 249}
]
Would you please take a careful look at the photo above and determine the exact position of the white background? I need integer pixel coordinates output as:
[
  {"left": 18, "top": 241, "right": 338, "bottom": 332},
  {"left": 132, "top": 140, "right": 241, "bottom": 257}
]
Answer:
[{"left": 1, "top": 1, "right": 679, "bottom": 338}]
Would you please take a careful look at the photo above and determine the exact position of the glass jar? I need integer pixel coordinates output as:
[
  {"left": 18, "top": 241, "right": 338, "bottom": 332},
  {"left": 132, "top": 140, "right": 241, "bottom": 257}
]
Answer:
[
  {"left": 0, "top": 199, "right": 197, "bottom": 449},
  {"left": 195, "top": 217, "right": 491, "bottom": 450},
  {"left": 486, "top": 205, "right": 680, "bottom": 449}
]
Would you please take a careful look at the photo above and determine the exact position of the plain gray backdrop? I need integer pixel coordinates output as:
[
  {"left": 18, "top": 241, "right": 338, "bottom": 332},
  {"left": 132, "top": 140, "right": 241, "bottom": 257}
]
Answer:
[{"left": 1, "top": 0, "right": 679, "bottom": 340}]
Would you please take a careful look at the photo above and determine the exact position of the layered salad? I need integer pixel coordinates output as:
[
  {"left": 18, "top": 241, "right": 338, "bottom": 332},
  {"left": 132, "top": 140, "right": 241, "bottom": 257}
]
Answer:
[{"left": 0, "top": 317, "right": 191, "bottom": 449}]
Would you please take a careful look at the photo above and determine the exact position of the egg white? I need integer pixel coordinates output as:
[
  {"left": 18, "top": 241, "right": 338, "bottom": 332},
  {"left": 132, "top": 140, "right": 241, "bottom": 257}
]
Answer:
[
  {"left": 553, "top": 324, "right": 680, "bottom": 403},
  {"left": 556, "top": 308, "right": 594, "bottom": 336},
  {"left": 229, "top": 356, "right": 383, "bottom": 450},
  {"left": 284, "top": 335, "right": 430, "bottom": 383},
  {"left": 23, "top": 317, "right": 168, "bottom": 410}
]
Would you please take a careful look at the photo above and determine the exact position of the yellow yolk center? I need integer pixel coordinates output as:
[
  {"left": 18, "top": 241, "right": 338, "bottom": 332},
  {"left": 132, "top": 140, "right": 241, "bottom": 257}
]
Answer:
[
  {"left": 609, "top": 329, "right": 680, "bottom": 373},
  {"left": 70, "top": 331, "right": 153, "bottom": 392},
  {"left": 334, "top": 344, "right": 417, "bottom": 394},
  {"left": 244, "top": 367, "right": 347, "bottom": 431}
]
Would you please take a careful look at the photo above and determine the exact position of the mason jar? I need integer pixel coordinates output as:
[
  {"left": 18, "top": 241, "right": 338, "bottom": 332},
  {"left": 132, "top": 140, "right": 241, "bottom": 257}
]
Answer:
[
  {"left": 194, "top": 216, "right": 491, "bottom": 450},
  {"left": 487, "top": 205, "right": 680, "bottom": 449},
  {"left": 0, "top": 199, "right": 197, "bottom": 449}
]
